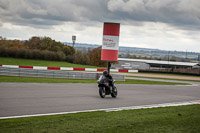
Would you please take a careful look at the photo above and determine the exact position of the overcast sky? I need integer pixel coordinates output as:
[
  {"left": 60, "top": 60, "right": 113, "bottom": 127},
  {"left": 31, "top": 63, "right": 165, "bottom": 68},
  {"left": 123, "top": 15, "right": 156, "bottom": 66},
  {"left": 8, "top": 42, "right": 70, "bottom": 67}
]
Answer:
[{"left": 0, "top": 0, "right": 200, "bottom": 52}]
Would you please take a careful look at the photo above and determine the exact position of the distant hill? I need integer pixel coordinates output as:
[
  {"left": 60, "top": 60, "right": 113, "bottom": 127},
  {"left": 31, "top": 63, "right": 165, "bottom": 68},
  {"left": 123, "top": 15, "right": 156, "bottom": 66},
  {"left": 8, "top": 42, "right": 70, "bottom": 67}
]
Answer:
[
  {"left": 63, "top": 42, "right": 160, "bottom": 51},
  {"left": 63, "top": 42, "right": 200, "bottom": 61},
  {"left": 63, "top": 42, "right": 100, "bottom": 49}
]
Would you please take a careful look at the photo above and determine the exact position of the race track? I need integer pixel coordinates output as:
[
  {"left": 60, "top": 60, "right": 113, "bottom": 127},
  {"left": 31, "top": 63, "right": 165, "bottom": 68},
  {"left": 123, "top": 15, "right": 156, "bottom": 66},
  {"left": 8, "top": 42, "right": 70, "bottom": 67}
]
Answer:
[{"left": 0, "top": 81, "right": 200, "bottom": 117}]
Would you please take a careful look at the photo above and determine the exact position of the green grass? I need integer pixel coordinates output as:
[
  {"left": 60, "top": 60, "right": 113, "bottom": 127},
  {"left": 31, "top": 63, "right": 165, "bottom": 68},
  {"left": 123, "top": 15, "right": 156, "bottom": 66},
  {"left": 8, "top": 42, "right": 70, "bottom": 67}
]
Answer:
[
  {"left": 0, "top": 104, "right": 199, "bottom": 133},
  {"left": 128, "top": 75, "right": 200, "bottom": 82},
  {"left": 0, "top": 76, "right": 189, "bottom": 85},
  {"left": 0, "top": 76, "right": 97, "bottom": 83},
  {"left": 0, "top": 57, "right": 103, "bottom": 68}
]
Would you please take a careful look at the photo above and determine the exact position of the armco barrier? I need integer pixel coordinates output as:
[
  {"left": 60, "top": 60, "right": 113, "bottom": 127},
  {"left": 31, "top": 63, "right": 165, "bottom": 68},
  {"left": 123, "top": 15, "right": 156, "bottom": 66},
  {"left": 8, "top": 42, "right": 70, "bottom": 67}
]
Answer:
[
  {"left": 0, "top": 67, "right": 125, "bottom": 81},
  {"left": 0, "top": 64, "right": 138, "bottom": 73}
]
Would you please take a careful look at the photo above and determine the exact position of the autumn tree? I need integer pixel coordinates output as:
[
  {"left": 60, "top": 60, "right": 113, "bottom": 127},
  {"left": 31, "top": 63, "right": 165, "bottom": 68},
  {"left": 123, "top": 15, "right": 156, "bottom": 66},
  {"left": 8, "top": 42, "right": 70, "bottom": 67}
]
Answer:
[
  {"left": 0, "top": 37, "right": 24, "bottom": 48},
  {"left": 24, "top": 36, "right": 42, "bottom": 49},
  {"left": 88, "top": 46, "right": 107, "bottom": 67},
  {"left": 24, "top": 36, "right": 75, "bottom": 56},
  {"left": 73, "top": 50, "right": 89, "bottom": 65},
  {"left": 0, "top": 36, "right": 79, "bottom": 63},
  {"left": 63, "top": 45, "right": 75, "bottom": 56}
]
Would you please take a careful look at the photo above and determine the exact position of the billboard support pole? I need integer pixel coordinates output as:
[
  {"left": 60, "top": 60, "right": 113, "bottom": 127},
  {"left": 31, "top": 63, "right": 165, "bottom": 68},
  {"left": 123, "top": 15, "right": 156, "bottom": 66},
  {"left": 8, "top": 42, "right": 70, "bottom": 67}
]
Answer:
[{"left": 107, "top": 62, "right": 111, "bottom": 74}]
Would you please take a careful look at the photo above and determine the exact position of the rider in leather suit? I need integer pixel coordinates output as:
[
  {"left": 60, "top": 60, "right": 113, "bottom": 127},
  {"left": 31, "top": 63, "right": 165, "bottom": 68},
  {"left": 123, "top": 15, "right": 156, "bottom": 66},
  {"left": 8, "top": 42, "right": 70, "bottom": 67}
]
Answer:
[{"left": 103, "top": 70, "right": 113, "bottom": 91}]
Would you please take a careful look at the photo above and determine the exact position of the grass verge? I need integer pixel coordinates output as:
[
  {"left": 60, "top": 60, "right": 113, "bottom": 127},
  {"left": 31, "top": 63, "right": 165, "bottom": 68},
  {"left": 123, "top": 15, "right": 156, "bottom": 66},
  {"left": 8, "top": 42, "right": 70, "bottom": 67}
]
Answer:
[
  {"left": 0, "top": 104, "right": 199, "bottom": 133},
  {"left": 0, "top": 57, "right": 103, "bottom": 68},
  {"left": 128, "top": 75, "right": 200, "bottom": 82},
  {"left": 0, "top": 76, "right": 189, "bottom": 85}
]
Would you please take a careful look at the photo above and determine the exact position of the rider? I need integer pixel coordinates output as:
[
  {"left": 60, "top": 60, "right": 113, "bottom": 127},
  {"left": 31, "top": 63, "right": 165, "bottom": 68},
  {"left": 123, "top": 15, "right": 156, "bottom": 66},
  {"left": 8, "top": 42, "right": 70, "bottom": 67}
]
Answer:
[{"left": 103, "top": 70, "right": 113, "bottom": 90}]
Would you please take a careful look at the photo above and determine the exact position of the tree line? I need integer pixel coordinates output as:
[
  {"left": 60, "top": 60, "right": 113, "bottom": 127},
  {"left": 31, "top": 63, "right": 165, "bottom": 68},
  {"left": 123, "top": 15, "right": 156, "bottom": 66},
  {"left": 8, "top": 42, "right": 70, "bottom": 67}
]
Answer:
[{"left": 0, "top": 36, "right": 107, "bottom": 67}]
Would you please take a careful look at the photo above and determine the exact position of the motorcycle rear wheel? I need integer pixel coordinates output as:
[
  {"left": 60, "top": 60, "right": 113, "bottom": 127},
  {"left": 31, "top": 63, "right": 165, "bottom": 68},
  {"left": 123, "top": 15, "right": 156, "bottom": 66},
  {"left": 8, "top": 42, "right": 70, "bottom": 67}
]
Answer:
[{"left": 99, "top": 87, "right": 106, "bottom": 98}]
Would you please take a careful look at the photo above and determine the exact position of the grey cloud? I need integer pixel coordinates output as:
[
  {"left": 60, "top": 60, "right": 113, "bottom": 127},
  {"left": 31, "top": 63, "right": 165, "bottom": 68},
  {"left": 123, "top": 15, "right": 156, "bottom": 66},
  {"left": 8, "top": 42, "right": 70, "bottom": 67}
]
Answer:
[
  {"left": 0, "top": 0, "right": 94, "bottom": 28},
  {"left": 0, "top": 0, "right": 200, "bottom": 30},
  {"left": 107, "top": 0, "right": 200, "bottom": 30}
]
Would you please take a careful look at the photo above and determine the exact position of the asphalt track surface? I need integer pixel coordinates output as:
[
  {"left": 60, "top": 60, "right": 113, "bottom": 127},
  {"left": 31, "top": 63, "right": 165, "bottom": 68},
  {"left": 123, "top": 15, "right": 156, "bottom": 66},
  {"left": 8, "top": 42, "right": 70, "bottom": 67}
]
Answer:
[{"left": 0, "top": 79, "right": 200, "bottom": 117}]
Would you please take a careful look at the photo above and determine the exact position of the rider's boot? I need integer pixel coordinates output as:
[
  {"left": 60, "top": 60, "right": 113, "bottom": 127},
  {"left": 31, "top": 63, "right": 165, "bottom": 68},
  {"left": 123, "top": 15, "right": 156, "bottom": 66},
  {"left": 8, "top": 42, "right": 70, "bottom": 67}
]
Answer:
[{"left": 110, "top": 86, "right": 113, "bottom": 93}]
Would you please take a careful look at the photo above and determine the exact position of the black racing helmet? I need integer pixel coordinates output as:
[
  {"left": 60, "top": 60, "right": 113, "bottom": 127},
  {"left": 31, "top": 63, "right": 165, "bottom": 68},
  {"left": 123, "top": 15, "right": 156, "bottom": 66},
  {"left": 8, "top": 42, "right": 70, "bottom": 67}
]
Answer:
[{"left": 103, "top": 70, "right": 108, "bottom": 76}]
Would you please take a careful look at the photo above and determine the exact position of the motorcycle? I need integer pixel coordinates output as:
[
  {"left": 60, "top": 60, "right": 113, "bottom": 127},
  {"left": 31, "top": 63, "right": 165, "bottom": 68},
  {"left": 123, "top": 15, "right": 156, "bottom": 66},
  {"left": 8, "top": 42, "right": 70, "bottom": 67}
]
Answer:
[{"left": 97, "top": 75, "right": 118, "bottom": 98}]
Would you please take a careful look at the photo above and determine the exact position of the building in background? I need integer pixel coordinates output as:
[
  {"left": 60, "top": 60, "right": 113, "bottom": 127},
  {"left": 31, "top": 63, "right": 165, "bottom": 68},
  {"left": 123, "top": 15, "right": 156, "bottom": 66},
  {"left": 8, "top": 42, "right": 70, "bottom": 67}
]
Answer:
[{"left": 113, "top": 58, "right": 199, "bottom": 70}]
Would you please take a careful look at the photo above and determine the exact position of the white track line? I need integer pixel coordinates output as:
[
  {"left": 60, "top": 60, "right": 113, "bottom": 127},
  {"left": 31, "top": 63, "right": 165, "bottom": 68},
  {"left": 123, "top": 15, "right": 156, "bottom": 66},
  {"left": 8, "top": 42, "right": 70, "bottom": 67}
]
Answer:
[
  {"left": 176, "top": 84, "right": 199, "bottom": 87},
  {"left": 0, "top": 100, "right": 200, "bottom": 120}
]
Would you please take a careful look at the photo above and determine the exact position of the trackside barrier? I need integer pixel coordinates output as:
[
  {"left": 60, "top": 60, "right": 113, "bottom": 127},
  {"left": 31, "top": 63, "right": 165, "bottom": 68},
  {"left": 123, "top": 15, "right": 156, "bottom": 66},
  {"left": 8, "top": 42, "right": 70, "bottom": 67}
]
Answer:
[
  {"left": 0, "top": 67, "right": 125, "bottom": 81},
  {"left": 0, "top": 64, "right": 138, "bottom": 73}
]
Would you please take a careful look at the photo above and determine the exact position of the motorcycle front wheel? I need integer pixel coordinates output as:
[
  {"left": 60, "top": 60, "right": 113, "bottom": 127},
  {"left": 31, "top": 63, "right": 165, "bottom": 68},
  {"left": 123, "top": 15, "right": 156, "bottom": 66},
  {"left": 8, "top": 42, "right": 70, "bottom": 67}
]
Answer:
[
  {"left": 111, "top": 86, "right": 117, "bottom": 98},
  {"left": 99, "top": 87, "right": 106, "bottom": 98}
]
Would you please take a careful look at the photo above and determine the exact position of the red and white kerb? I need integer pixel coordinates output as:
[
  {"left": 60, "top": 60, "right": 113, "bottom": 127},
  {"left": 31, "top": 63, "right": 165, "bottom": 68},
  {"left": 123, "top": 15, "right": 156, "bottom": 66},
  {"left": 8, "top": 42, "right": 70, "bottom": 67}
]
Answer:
[{"left": 101, "top": 22, "right": 120, "bottom": 62}]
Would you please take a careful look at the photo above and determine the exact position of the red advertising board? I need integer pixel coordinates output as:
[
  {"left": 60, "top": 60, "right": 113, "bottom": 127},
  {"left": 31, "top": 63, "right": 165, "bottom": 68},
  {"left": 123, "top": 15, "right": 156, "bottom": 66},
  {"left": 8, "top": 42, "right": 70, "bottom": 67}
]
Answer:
[{"left": 101, "top": 22, "right": 120, "bottom": 62}]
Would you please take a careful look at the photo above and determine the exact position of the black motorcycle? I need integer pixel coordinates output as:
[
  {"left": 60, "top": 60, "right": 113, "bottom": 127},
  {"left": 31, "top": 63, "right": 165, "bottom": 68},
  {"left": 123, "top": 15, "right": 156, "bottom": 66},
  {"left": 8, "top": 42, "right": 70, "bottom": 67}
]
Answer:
[{"left": 97, "top": 75, "right": 118, "bottom": 98}]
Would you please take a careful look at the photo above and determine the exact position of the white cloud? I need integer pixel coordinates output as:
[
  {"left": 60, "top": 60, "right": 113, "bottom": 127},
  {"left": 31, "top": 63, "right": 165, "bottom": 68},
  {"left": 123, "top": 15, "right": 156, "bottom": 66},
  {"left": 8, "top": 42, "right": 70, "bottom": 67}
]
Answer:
[{"left": 120, "top": 22, "right": 200, "bottom": 52}]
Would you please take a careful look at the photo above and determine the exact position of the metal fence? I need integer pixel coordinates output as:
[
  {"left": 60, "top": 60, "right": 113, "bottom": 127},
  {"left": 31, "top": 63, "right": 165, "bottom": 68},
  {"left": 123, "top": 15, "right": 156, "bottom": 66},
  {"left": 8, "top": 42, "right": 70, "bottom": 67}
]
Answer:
[{"left": 0, "top": 67, "right": 125, "bottom": 81}]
